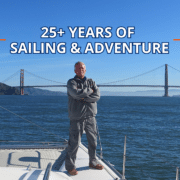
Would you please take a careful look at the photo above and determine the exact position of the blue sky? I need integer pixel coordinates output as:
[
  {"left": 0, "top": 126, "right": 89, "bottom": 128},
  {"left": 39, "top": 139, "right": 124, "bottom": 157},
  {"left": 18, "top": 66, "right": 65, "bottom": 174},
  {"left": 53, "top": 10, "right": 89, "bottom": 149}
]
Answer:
[{"left": 0, "top": 0, "right": 180, "bottom": 92}]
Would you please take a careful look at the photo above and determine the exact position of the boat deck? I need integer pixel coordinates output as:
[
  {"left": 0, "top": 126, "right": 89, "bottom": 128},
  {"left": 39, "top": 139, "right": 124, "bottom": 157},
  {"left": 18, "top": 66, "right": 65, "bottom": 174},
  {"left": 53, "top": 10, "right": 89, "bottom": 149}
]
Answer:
[
  {"left": 60, "top": 144, "right": 121, "bottom": 180},
  {"left": 0, "top": 143, "right": 122, "bottom": 180},
  {"left": 0, "top": 144, "right": 67, "bottom": 170}
]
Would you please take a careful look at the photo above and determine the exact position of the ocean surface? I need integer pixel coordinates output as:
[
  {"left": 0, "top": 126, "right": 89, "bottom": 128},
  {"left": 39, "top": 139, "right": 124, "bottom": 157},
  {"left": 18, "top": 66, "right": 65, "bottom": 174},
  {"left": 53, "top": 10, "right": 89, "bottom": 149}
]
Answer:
[{"left": 0, "top": 96, "right": 180, "bottom": 180}]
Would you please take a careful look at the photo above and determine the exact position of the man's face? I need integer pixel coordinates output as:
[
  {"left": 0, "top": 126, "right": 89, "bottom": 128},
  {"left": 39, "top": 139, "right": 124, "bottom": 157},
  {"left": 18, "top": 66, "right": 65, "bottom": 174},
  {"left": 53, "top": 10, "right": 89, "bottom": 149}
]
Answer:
[{"left": 75, "top": 63, "right": 86, "bottom": 78}]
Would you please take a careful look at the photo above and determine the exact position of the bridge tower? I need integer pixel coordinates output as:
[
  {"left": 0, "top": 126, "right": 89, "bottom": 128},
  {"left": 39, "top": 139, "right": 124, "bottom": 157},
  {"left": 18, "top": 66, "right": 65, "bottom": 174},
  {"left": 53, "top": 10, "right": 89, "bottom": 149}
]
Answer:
[
  {"left": 20, "top": 69, "right": 24, "bottom": 95},
  {"left": 164, "top": 64, "right": 169, "bottom": 97}
]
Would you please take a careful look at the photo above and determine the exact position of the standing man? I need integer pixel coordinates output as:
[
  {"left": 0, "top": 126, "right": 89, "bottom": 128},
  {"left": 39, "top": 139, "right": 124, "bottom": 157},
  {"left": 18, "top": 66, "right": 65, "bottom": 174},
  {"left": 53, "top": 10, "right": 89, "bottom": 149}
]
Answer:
[{"left": 65, "top": 61, "right": 104, "bottom": 175}]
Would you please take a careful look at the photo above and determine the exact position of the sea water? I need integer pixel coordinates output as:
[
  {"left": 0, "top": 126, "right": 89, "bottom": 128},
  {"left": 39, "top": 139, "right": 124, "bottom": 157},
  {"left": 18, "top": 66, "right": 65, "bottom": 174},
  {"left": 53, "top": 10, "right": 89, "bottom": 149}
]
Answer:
[{"left": 0, "top": 96, "right": 180, "bottom": 180}]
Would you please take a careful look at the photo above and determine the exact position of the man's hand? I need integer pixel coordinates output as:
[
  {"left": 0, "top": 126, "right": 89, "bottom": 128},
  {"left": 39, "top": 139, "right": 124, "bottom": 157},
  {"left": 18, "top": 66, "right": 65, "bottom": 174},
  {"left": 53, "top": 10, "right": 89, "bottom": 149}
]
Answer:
[
  {"left": 91, "top": 86, "right": 95, "bottom": 93},
  {"left": 79, "top": 98, "right": 86, "bottom": 103}
]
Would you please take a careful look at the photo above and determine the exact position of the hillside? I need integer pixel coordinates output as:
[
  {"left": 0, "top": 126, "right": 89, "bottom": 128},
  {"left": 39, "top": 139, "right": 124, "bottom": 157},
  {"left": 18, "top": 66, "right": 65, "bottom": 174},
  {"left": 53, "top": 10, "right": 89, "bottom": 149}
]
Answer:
[
  {"left": 0, "top": 83, "right": 20, "bottom": 95},
  {"left": 24, "top": 88, "right": 66, "bottom": 96},
  {"left": 0, "top": 83, "right": 66, "bottom": 96}
]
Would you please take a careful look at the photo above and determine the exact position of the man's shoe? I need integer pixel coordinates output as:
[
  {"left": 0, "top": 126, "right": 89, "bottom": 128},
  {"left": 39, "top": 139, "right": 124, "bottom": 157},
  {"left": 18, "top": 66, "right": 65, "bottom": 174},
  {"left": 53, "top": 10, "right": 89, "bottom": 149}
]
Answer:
[
  {"left": 89, "top": 163, "right": 104, "bottom": 170},
  {"left": 68, "top": 169, "right": 78, "bottom": 175}
]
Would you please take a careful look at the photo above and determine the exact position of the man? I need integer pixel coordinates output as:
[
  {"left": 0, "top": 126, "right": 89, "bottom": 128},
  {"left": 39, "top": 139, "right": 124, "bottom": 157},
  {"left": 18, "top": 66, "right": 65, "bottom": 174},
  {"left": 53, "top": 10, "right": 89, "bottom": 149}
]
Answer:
[{"left": 65, "top": 61, "right": 104, "bottom": 175}]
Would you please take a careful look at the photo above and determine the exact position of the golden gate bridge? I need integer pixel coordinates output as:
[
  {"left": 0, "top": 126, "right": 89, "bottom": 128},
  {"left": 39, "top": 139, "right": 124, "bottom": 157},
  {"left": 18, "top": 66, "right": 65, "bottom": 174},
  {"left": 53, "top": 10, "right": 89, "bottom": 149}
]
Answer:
[{"left": 1, "top": 64, "right": 180, "bottom": 97}]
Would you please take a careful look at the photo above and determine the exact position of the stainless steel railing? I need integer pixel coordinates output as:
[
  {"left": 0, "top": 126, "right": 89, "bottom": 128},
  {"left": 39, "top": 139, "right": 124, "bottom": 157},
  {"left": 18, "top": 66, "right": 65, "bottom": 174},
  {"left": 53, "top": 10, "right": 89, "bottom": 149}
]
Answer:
[{"left": 43, "top": 163, "right": 52, "bottom": 180}]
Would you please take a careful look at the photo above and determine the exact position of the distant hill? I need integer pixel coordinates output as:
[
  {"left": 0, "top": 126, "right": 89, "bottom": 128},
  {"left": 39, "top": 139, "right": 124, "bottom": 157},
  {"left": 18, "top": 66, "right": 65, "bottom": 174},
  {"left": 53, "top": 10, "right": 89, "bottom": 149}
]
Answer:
[
  {"left": 0, "top": 83, "right": 20, "bottom": 95},
  {"left": 0, "top": 83, "right": 66, "bottom": 96},
  {"left": 24, "top": 88, "right": 66, "bottom": 96},
  {"left": 100, "top": 89, "right": 180, "bottom": 96}
]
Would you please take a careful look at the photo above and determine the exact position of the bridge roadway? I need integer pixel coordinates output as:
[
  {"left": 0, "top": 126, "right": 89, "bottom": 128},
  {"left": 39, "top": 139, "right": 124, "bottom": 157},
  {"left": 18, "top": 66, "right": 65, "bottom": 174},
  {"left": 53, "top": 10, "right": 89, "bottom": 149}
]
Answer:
[{"left": 14, "top": 85, "right": 180, "bottom": 88}]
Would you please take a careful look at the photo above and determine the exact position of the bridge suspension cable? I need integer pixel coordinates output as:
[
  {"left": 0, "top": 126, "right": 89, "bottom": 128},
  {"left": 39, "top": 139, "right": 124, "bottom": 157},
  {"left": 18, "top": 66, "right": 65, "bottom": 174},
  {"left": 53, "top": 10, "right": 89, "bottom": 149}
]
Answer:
[
  {"left": 168, "top": 65, "right": 180, "bottom": 73},
  {"left": 24, "top": 70, "right": 66, "bottom": 84},
  {"left": 98, "top": 64, "right": 165, "bottom": 85},
  {"left": 1, "top": 70, "right": 19, "bottom": 83}
]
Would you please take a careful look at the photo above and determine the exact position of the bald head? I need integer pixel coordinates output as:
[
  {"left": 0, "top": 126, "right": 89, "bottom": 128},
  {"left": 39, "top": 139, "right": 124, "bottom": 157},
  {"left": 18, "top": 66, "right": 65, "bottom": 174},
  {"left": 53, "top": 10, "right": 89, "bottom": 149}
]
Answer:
[
  {"left": 74, "top": 61, "right": 86, "bottom": 70},
  {"left": 74, "top": 61, "right": 86, "bottom": 79}
]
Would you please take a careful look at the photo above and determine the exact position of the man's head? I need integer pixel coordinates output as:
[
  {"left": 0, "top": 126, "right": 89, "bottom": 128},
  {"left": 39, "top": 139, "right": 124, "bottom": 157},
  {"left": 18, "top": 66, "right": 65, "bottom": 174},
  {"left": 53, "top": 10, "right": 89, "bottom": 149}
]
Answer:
[{"left": 74, "top": 61, "right": 86, "bottom": 79}]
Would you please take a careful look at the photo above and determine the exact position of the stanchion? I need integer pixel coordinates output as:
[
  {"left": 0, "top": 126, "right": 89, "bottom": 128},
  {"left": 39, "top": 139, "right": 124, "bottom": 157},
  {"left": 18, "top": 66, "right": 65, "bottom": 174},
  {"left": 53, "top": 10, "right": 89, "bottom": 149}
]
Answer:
[
  {"left": 122, "top": 135, "right": 126, "bottom": 180},
  {"left": 176, "top": 167, "right": 179, "bottom": 180}
]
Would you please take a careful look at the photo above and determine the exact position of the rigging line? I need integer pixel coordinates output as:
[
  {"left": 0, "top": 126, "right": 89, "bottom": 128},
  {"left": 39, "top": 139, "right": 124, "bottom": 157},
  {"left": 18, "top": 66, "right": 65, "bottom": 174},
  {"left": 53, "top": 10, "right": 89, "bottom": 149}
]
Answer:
[
  {"left": 0, "top": 140, "right": 65, "bottom": 144},
  {"left": 24, "top": 70, "right": 66, "bottom": 84},
  {"left": 98, "top": 64, "right": 165, "bottom": 85},
  {"left": 168, "top": 65, "right": 180, "bottom": 73},
  {"left": 0, "top": 105, "right": 68, "bottom": 142},
  {"left": 1, "top": 70, "right": 19, "bottom": 83}
]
